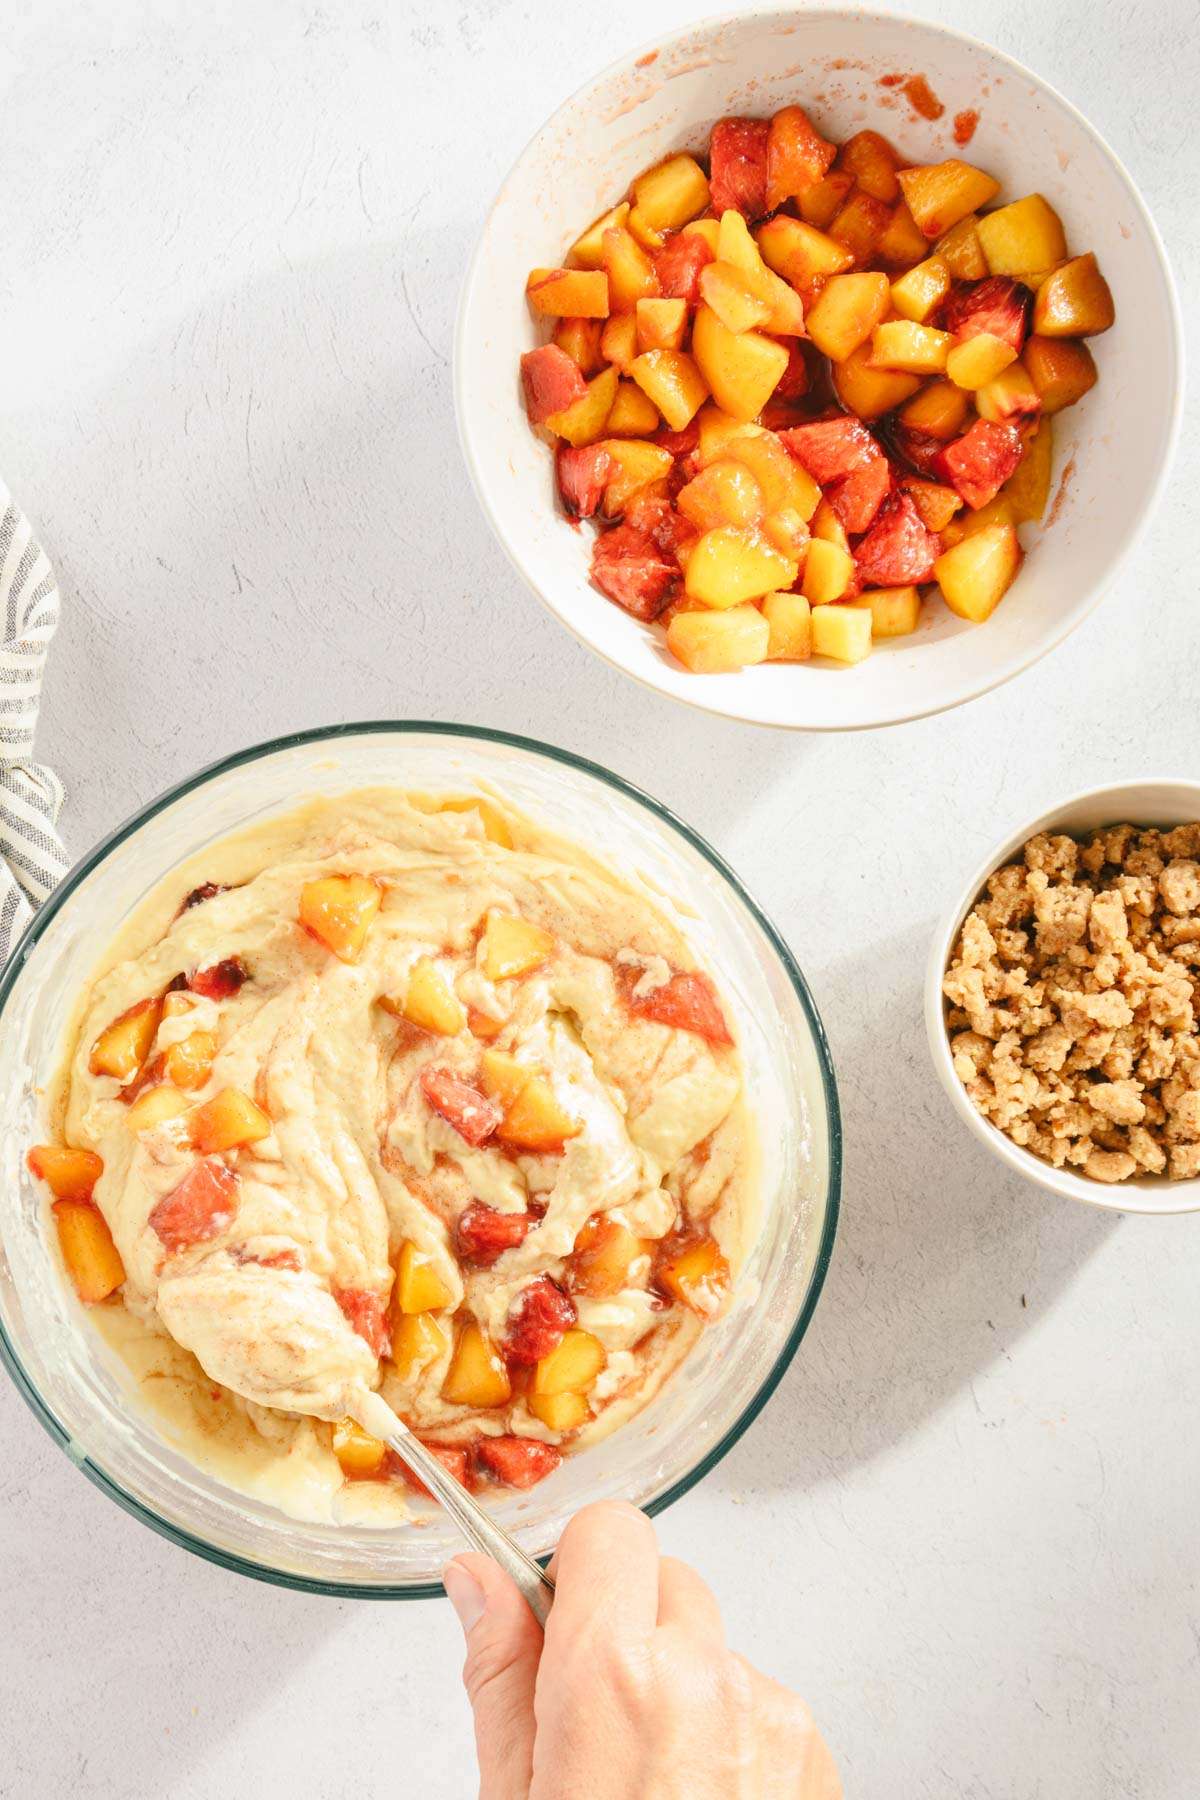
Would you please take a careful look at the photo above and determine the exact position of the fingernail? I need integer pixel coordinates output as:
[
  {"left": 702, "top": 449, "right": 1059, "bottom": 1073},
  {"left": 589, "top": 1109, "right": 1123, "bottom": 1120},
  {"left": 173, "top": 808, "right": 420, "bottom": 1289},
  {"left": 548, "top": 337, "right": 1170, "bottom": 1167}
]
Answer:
[{"left": 443, "top": 1561, "right": 486, "bottom": 1634}]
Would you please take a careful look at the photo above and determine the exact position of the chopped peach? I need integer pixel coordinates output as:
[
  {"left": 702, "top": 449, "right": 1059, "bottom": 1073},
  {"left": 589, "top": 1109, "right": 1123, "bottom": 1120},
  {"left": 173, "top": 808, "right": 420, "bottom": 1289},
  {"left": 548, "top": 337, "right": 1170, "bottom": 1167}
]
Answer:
[
  {"left": 877, "top": 201, "right": 928, "bottom": 269},
  {"left": 527, "top": 1389, "right": 589, "bottom": 1432},
  {"left": 699, "top": 261, "right": 773, "bottom": 334},
  {"left": 632, "top": 154, "right": 711, "bottom": 231},
  {"left": 531, "top": 1327, "right": 606, "bottom": 1397},
  {"left": 629, "top": 349, "right": 709, "bottom": 432},
  {"left": 945, "top": 332, "right": 1018, "bottom": 390},
  {"left": 545, "top": 365, "right": 618, "bottom": 446},
  {"left": 677, "top": 461, "right": 764, "bottom": 533},
  {"left": 829, "top": 190, "right": 891, "bottom": 265},
  {"left": 898, "top": 378, "right": 971, "bottom": 441},
  {"left": 762, "top": 590, "right": 813, "bottom": 661},
  {"left": 890, "top": 255, "right": 951, "bottom": 323},
  {"left": 480, "top": 913, "right": 555, "bottom": 981},
  {"left": 601, "top": 226, "right": 659, "bottom": 312},
  {"left": 901, "top": 477, "right": 962, "bottom": 533},
  {"left": 848, "top": 585, "right": 922, "bottom": 638},
  {"left": 164, "top": 1031, "right": 217, "bottom": 1091},
  {"left": 126, "top": 1085, "right": 191, "bottom": 1133},
  {"left": 188, "top": 1087, "right": 271, "bottom": 1155},
  {"left": 870, "top": 320, "right": 952, "bottom": 375},
  {"left": 605, "top": 380, "right": 661, "bottom": 436},
  {"left": 833, "top": 343, "right": 921, "bottom": 421},
  {"left": 1032, "top": 253, "right": 1114, "bottom": 337},
  {"left": 765, "top": 105, "right": 837, "bottom": 210},
  {"left": 299, "top": 873, "right": 382, "bottom": 963},
  {"left": 27, "top": 1144, "right": 103, "bottom": 1203},
  {"left": 975, "top": 360, "right": 1042, "bottom": 426},
  {"left": 896, "top": 160, "right": 1000, "bottom": 238},
  {"left": 934, "top": 214, "right": 988, "bottom": 280},
  {"left": 442, "top": 1321, "right": 512, "bottom": 1408},
  {"left": 435, "top": 796, "right": 513, "bottom": 848},
  {"left": 691, "top": 306, "right": 789, "bottom": 421},
  {"left": 724, "top": 432, "right": 820, "bottom": 519},
  {"left": 1024, "top": 336, "right": 1098, "bottom": 413},
  {"left": 797, "top": 169, "right": 854, "bottom": 229},
  {"left": 395, "top": 1240, "right": 453, "bottom": 1314},
  {"left": 804, "top": 272, "right": 890, "bottom": 362},
  {"left": 526, "top": 268, "right": 609, "bottom": 319},
  {"left": 757, "top": 215, "right": 853, "bottom": 289},
  {"left": 398, "top": 958, "right": 465, "bottom": 1037},
  {"left": 466, "top": 1006, "right": 505, "bottom": 1042},
  {"left": 53, "top": 1200, "right": 126, "bottom": 1303},
  {"left": 935, "top": 522, "right": 1022, "bottom": 622},
  {"left": 667, "top": 605, "right": 770, "bottom": 672},
  {"left": 811, "top": 499, "right": 850, "bottom": 551},
  {"left": 811, "top": 602, "right": 872, "bottom": 664},
  {"left": 626, "top": 207, "right": 665, "bottom": 251},
  {"left": 976, "top": 194, "right": 1066, "bottom": 276},
  {"left": 89, "top": 997, "right": 162, "bottom": 1083},
  {"left": 838, "top": 129, "right": 901, "bottom": 202},
  {"left": 569, "top": 201, "right": 630, "bottom": 269},
  {"left": 1003, "top": 417, "right": 1054, "bottom": 521},
  {"left": 552, "top": 317, "right": 605, "bottom": 375},
  {"left": 635, "top": 297, "right": 688, "bottom": 353},
  {"left": 569, "top": 1215, "right": 648, "bottom": 1298},
  {"left": 495, "top": 1076, "right": 582, "bottom": 1154},
  {"left": 695, "top": 405, "right": 761, "bottom": 465},
  {"left": 801, "top": 538, "right": 856, "bottom": 606},
  {"left": 762, "top": 508, "right": 810, "bottom": 562},
  {"left": 600, "top": 312, "right": 639, "bottom": 371},
  {"left": 479, "top": 1047, "right": 533, "bottom": 1110},
  {"left": 392, "top": 1309, "right": 448, "bottom": 1381},
  {"left": 332, "top": 1418, "right": 387, "bottom": 1479},
  {"left": 599, "top": 438, "right": 674, "bottom": 514},
  {"left": 657, "top": 1234, "right": 731, "bottom": 1314},
  {"left": 684, "top": 527, "right": 796, "bottom": 608}
]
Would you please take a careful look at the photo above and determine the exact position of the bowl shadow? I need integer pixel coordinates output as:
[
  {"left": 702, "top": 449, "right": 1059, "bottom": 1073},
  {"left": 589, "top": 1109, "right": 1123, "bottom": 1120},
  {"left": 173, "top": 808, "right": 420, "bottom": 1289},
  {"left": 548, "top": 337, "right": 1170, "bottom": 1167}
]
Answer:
[{"left": 714, "top": 919, "right": 1119, "bottom": 1495}]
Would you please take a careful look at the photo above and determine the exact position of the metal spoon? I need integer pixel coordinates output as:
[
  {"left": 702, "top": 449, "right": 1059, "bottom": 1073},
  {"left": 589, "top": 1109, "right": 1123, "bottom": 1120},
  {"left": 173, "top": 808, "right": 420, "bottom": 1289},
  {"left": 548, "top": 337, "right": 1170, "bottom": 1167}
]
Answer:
[{"left": 352, "top": 1391, "right": 556, "bottom": 1625}]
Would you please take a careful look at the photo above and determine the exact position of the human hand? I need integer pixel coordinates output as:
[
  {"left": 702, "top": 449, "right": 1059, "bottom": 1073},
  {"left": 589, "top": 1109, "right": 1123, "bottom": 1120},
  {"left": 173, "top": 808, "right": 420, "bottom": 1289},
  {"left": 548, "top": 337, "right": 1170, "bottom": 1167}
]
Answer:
[{"left": 443, "top": 1498, "right": 842, "bottom": 1800}]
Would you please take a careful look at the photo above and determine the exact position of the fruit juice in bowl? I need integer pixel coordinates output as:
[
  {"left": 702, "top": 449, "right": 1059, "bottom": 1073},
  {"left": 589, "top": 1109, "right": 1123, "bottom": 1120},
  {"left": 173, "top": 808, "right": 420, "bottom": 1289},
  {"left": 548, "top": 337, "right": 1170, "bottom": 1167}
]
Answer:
[{"left": 0, "top": 724, "right": 840, "bottom": 1594}]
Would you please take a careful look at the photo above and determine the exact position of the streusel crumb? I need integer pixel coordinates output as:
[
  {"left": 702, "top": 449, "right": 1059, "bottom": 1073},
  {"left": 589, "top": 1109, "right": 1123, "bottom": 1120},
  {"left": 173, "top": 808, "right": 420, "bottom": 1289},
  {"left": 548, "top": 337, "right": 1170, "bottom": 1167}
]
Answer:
[{"left": 944, "top": 824, "right": 1200, "bottom": 1184}]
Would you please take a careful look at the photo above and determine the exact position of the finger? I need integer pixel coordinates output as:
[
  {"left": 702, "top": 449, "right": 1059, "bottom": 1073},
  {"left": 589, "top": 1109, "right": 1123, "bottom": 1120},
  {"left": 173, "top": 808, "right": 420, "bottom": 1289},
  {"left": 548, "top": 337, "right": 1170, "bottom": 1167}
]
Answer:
[
  {"left": 543, "top": 1498, "right": 660, "bottom": 1645},
  {"left": 656, "top": 1554, "right": 725, "bottom": 1641},
  {"left": 445, "top": 1554, "right": 543, "bottom": 1800}
]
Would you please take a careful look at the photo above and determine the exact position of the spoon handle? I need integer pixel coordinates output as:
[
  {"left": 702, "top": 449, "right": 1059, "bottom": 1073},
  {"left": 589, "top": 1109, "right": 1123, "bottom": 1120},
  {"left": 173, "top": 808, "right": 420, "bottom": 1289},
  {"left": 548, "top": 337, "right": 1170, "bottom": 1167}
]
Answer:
[{"left": 383, "top": 1423, "right": 556, "bottom": 1625}]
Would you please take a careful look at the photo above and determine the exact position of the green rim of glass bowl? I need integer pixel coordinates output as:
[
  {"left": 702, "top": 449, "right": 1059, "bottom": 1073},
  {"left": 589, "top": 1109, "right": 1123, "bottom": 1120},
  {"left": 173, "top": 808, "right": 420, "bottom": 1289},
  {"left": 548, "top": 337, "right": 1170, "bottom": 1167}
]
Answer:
[{"left": 0, "top": 721, "right": 842, "bottom": 1600}]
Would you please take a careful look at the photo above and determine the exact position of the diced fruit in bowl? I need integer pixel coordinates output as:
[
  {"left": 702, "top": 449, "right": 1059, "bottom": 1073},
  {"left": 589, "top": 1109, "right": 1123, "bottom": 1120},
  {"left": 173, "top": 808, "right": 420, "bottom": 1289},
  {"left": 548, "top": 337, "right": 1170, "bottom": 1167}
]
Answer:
[{"left": 520, "top": 104, "right": 1114, "bottom": 678}]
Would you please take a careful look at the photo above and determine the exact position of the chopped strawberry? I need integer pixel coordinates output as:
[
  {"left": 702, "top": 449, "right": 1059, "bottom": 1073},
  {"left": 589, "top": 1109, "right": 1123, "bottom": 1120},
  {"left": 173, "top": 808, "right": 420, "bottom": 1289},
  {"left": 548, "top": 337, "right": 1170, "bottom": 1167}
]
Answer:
[
  {"left": 457, "top": 1202, "right": 535, "bottom": 1266},
  {"left": 520, "top": 344, "right": 587, "bottom": 425},
  {"left": 650, "top": 506, "right": 699, "bottom": 561},
  {"left": 935, "top": 419, "right": 1025, "bottom": 510},
  {"left": 333, "top": 1287, "right": 391, "bottom": 1359},
  {"left": 779, "top": 415, "right": 879, "bottom": 485},
  {"left": 708, "top": 117, "right": 770, "bottom": 219},
  {"left": 189, "top": 957, "right": 248, "bottom": 1001},
  {"left": 591, "top": 523, "right": 678, "bottom": 621},
  {"left": 476, "top": 1435, "right": 563, "bottom": 1491},
  {"left": 653, "top": 418, "right": 701, "bottom": 458},
  {"left": 940, "top": 277, "right": 1031, "bottom": 352},
  {"left": 652, "top": 231, "right": 713, "bottom": 304},
  {"left": 419, "top": 1066, "right": 503, "bottom": 1147},
  {"left": 766, "top": 105, "right": 837, "bottom": 211},
  {"left": 557, "top": 442, "right": 612, "bottom": 520},
  {"left": 853, "top": 491, "right": 939, "bottom": 585},
  {"left": 775, "top": 339, "right": 811, "bottom": 401},
  {"left": 621, "top": 966, "right": 733, "bottom": 1046},
  {"left": 239, "top": 1247, "right": 302, "bottom": 1271},
  {"left": 149, "top": 1160, "right": 238, "bottom": 1254},
  {"left": 503, "top": 1276, "right": 577, "bottom": 1364},
  {"left": 390, "top": 1441, "right": 473, "bottom": 1499}
]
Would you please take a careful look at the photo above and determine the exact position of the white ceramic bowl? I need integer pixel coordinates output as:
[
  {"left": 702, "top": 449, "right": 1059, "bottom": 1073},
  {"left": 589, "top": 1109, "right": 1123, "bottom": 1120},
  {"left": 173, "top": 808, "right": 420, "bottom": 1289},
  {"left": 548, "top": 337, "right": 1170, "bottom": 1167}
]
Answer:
[
  {"left": 925, "top": 778, "right": 1200, "bottom": 1215},
  {"left": 0, "top": 724, "right": 840, "bottom": 1594},
  {"left": 456, "top": 8, "right": 1182, "bottom": 732}
]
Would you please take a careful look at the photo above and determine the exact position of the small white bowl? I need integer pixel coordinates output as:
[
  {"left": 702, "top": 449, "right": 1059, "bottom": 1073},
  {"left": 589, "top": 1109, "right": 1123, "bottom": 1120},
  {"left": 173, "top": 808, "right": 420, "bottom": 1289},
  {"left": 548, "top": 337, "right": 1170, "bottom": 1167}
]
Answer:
[
  {"left": 925, "top": 778, "right": 1200, "bottom": 1215},
  {"left": 455, "top": 8, "right": 1182, "bottom": 732}
]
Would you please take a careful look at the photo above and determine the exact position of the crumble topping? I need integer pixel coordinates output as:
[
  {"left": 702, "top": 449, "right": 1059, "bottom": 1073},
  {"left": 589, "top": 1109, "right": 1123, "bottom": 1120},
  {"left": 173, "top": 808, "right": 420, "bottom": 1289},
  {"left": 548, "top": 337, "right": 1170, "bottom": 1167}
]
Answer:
[{"left": 943, "top": 823, "right": 1200, "bottom": 1183}]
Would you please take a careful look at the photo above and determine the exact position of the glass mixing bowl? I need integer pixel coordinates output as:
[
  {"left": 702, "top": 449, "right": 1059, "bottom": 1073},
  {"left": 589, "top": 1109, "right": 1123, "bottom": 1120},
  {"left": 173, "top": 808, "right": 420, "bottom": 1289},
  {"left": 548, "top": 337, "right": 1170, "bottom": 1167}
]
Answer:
[{"left": 0, "top": 723, "right": 840, "bottom": 1596}]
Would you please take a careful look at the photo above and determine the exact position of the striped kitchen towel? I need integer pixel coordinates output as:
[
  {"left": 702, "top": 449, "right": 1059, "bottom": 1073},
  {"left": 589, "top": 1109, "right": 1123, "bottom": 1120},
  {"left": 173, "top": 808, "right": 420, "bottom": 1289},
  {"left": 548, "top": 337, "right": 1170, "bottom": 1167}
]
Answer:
[{"left": 0, "top": 481, "right": 68, "bottom": 962}]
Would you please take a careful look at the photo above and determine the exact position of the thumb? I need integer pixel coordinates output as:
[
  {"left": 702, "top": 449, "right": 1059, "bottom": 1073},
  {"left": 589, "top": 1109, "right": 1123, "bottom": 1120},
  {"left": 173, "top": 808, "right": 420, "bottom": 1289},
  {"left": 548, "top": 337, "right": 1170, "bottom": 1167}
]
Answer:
[{"left": 444, "top": 1554, "right": 543, "bottom": 1800}]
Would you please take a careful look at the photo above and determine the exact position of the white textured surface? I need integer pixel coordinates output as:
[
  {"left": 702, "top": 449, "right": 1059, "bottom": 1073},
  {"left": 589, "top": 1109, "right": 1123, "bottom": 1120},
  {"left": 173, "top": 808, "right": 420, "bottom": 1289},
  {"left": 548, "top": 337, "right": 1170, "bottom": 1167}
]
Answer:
[{"left": 2, "top": 2, "right": 1198, "bottom": 1795}]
